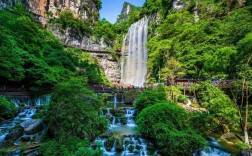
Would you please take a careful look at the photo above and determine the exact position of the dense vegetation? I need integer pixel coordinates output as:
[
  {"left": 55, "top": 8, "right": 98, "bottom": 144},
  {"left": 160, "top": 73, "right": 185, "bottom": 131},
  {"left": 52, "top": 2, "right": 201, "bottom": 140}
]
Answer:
[
  {"left": 135, "top": 85, "right": 205, "bottom": 155},
  {"left": 0, "top": 6, "right": 109, "bottom": 91},
  {"left": 0, "top": 0, "right": 252, "bottom": 155},
  {"left": 42, "top": 79, "right": 107, "bottom": 155},
  {"left": 146, "top": 0, "right": 252, "bottom": 80},
  {"left": 0, "top": 96, "right": 17, "bottom": 121}
]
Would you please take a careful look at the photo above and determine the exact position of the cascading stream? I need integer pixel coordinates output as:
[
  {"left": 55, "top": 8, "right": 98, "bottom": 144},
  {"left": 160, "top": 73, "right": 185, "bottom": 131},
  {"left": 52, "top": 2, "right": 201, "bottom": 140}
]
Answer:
[
  {"left": 0, "top": 95, "right": 51, "bottom": 143},
  {"left": 120, "top": 17, "right": 148, "bottom": 87}
]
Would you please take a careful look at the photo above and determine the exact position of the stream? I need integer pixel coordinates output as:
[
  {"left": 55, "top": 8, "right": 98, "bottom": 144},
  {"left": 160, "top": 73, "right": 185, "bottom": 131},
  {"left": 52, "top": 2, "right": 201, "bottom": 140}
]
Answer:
[
  {"left": 0, "top": 95, "right": 51, "bottom": 149},
  {"left": 93, "top": 94, "right": 233, "bottom": 156},
  {"left": 0, "top": 94, "right": 234, "bottom": 155}
]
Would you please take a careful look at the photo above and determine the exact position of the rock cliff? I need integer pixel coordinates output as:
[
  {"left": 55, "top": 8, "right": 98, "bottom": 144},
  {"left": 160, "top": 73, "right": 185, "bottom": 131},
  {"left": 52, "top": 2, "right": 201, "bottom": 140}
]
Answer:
[
  {"left": 116, "top": 2, "right": 141, "bottom": 23},
  {"left": 0, "top": 0, "right": 120, "bottom": 84}
]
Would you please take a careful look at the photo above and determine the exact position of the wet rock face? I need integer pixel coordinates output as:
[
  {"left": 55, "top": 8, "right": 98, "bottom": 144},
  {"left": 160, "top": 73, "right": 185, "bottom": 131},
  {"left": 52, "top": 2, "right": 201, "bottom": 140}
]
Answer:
[
  {"left": 21, "top": 119, "right": 43, "bottom": 134},
  {"left": 48, "top": 25, "right": 109, "bottom": 52},
  {"left": 0, "top": 126, "right": 24, "bottom": 147},
  {"left": 91, "top": 53, "right": 121, "bottom": 84},
  {"left": 239, "top": 149, "right": 252, "bottom": 156}
]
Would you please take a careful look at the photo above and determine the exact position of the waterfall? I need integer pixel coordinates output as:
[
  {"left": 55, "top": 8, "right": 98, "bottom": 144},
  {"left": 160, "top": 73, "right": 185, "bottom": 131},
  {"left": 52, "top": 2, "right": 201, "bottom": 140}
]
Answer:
[
  {"left": 186, "top": 99, "right": 192, "bottom": 107},
  {"left": 120, "top": 17, "right": 148, "bottom": 87},
  {"left": 113, "top": 93, "right": 117, "bottom": 109}
]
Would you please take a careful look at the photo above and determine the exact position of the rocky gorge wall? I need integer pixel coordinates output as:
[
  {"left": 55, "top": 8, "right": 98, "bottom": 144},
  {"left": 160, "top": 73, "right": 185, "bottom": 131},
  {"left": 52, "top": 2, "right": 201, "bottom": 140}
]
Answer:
[{"left": 91, "top": 53, "right": 120, "bottom": 84}]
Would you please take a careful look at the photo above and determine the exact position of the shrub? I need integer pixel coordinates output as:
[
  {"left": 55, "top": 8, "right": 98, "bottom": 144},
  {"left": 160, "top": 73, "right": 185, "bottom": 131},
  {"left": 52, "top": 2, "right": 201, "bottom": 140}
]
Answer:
[
  {"left": 0, "top": 96, "right": 17, "bottom": 119},
  {"left": 137, "top": 102, "right": 205, "bottom": 155},
  {"left": 46, "top": 79, "right": 108, "bottom": 140}
]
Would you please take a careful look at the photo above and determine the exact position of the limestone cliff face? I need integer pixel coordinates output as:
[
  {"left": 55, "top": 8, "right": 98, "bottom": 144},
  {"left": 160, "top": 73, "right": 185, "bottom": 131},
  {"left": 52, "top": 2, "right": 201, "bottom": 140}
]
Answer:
[
  {"left": 0, "top": 0, "right": 99, "bottom": 25},
  {"left": 116, "top": 2, "right": 140, "bottom": 23},
  {"left": 91, "top": 53, "right": 121, "bottom": 84},
  {"left": 47, "top": 0, "right": 99, "bottom": 22}
]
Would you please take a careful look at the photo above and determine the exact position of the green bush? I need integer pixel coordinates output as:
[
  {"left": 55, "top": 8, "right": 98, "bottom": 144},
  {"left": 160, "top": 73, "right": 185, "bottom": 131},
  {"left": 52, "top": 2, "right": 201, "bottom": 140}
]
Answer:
[
  {"left": 134, "top": 85, "right": 167, "bottom": 114},
  {"left": 0, "top": 148, "right": 8, "bottom": 156},
  {"left": 192, "top": 82, "right": 239, "bottom": 134},
  {"left": 0, "top": 96, "right": 17, "bottom": 119},
  {"left": 46, "top": 79, "right": 108, "bottom": 140},
  {"left": 41, "top": 136, "right": 102, "bottom": 156},
  {"left": 178, "top": 95, "right": 188, "bottom": 104},
  {"left": 137, "top": 102, "right": 205, "bottom": 155}
]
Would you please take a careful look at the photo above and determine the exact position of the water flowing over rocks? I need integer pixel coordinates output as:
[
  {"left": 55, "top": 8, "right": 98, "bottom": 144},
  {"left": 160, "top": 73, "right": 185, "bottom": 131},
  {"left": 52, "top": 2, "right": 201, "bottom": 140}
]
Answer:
[
  {"left": 21, "top": 119, "right": 43, "bottom": 135},
  {"left": 0, "top": 95, "right": 49, "bottom": 152},
  {"left": 94, "top": 93, "right": 156, "bottom": 156}
]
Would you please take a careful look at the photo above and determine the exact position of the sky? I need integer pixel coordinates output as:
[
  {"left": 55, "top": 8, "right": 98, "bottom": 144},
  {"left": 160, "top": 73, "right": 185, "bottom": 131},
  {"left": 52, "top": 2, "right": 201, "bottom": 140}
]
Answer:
[{"left": 100, "top": 0, "right": 145, "bottom": 23}]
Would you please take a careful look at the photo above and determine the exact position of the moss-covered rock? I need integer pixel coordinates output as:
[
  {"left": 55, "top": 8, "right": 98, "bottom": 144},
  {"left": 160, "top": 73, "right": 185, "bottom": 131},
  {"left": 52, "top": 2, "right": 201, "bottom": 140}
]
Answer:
[{"left": 105, "top": 136, "right": 116, "bottom": 151}]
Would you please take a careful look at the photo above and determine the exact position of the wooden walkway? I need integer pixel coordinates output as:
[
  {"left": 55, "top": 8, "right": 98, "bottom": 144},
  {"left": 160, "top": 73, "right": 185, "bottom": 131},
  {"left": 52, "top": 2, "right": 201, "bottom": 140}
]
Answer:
[{"left": 0, "top": 80, "right": 233, "bottom": 96}]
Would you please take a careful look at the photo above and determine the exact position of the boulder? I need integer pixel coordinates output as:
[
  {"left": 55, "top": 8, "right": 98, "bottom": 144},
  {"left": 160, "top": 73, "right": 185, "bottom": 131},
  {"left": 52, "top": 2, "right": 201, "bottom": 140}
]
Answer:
[
  {"left": 0, "top": 126, "right": 24, "bottom": 147},
  {"left": 20, "top": 119, "right": 43, "bottom": 134},
  {"left": 239, "top": 149, "right": 252, "bottom": 156}
]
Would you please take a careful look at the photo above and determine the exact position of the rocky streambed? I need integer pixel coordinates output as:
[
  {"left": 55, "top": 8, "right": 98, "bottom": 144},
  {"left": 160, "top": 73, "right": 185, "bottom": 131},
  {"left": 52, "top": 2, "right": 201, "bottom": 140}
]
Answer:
[{"left": 0, "top": 95, "right": 50, "bottom": 155}]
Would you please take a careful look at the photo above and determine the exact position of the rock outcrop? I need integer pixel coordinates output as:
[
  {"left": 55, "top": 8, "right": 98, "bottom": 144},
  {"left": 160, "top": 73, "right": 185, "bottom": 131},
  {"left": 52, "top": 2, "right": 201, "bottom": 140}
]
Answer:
[
  {"left": 0, "top": 126, "right": 24, "bottom": 147},
  {"left": 116, "top": 2, "right": 141, "bottom": 23},
  {"left": 21, "top": 119, "right": 43, "bottom": 134},
  {"left": 91, "top": 53, "right": 120, "bottom": 84},
  {"left": 0, "top": 0, "right": 100, "bottom": 26}
]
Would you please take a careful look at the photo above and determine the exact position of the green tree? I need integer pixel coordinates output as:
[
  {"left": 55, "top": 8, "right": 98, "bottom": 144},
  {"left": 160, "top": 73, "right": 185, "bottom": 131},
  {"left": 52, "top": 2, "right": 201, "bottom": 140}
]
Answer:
[
  {"left": 0, "top": 96, "right": 17, "bottom": 120},
  {"left": 160, "top": 57, "right": 185, "bottom": 86},
  {"left": 137, "top": 102, "right": 205, "bottom": 155},
  {"left": 134, "top": 85, "right": 167, "bottom": 113},
  {"left": 46, "top": 79, "right": 108, "bottom": 140},
  {"left": 191, "top": 82, "right": 239, "bottom": 134}
]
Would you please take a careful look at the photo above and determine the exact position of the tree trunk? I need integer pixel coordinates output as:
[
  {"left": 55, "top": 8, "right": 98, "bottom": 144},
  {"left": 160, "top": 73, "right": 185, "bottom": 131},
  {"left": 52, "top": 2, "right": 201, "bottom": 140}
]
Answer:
[
  {"left": 244, "top": 82, "right": 250, "bottom": 144},
  {"left": 237, "top": 0, "right": 246, "bottom": 7},
  {"left": 245, "top": 131, "right": 249, "bottom": 144}
]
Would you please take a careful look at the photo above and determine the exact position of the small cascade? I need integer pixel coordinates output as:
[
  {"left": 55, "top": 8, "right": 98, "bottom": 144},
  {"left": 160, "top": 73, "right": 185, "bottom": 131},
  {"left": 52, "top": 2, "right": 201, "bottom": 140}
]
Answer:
[
  {"left": 107, "top": 108, "right": 111, "bottom": 114},
  {"left": 125, "top": 108, "right": 135, "bottom": 117},
  {"left": 120, "top": 17, "right": 148, "bottom": 87},
  {"left": 0, "top": 108, "right": 37, "bottom": 142},
  {"left": 94, "top": 138, "right": 117, "bottom": 155},
  {"left": 121, "top": 95, "right": 125, "bottom": 105},
  {"left": 113, "top": 93, "right": 117, "bottom": 109},
  {"left": 10, "top": 95, "right": 51, "bottom": 107},
  {"left": 126, "top": 117, "right": 136, "bottom": 127},
  {"left": 194, "top": 138, "right": 231, "bottom": 156},
  {"left": 121, "top": 136, "right": 151, "bottom": 156},
  {"left": 111, "top": 140, "right": 117, "bottom": 152},
  {"left": 95, "top": 107, "right": 156, "bottom": 155},
  {"left": 186, "top": 99, "right": 192, "bottom": 107},
  {"left": 0, "top": 94, "right": 51, "bottom": 144}
]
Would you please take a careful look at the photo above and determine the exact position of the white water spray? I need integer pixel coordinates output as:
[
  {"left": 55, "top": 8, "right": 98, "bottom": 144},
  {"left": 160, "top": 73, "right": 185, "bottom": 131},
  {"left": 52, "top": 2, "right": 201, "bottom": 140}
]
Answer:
[{"left": 120, "top": 17, "right": 148, "bottom": 87}]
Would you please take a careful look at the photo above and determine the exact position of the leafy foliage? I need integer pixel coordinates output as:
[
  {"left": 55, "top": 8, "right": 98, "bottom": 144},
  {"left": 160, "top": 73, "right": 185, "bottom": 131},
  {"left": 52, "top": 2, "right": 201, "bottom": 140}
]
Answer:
[
  {"left": 41, "top": 136, "right": 102, "bottom": 156},
  {"left": 137, "top": 102, "right": 205, "bottom": 155},
  {"left": 134, "top": 85, "right": 167, "bottom": 113},
  {"left": 191, "top": 82, "right": 239, "bottom": 134},
  {"left": 0, "top": 10, "right": 78, "bottom": 90},
  {"left": 0, "top": 96, "right": 17, "bottom": 120},
  {"left": 46, "top": 79, "right": 108, "bottom": 140},
  {"left": 146, "top": 1, "right": 252, "bottom": 81}
]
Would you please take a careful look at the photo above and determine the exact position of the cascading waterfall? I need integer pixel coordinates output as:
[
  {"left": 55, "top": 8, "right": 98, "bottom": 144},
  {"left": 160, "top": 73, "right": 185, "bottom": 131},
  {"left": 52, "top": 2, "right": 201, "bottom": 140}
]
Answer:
[
  {"left": 113, "top": 93, "right": 117, "bottom": 109},
  {"left": 0, "top": 95, "right": 51, "bottom": 143},
  {"left": 120, "top": 17, "right": 148, "bottom": 87}
]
